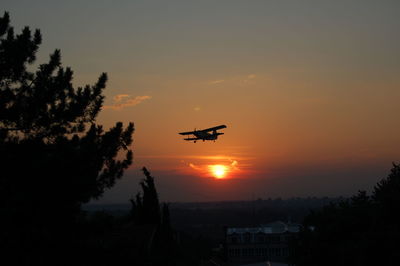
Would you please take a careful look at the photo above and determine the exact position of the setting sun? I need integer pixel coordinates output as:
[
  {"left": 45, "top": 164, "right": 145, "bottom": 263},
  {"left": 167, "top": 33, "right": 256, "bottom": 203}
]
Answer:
[{"left": 209, "top": 165, "right": 228, "bottom": 179}]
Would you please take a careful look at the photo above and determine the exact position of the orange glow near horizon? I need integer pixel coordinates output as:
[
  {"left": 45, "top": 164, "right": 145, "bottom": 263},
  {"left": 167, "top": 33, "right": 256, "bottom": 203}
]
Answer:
[
  {"left": 184, "top": 156, "right": 244, "bottom": 179},
  {"left": 209, "top": 164, "right": 228, "bottom": 179}
]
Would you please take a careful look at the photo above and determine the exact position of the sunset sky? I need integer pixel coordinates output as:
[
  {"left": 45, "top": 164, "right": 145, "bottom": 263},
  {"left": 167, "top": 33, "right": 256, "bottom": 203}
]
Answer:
[{"left": 3, "top": 0, "right": 400, "bottom": 203}]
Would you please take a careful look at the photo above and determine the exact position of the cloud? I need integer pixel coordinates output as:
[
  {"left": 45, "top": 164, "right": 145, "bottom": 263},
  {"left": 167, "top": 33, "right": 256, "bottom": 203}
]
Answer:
[
  {"left": 136, "top": 154, "right": 254, "bottom": 161},
  {"left": 189, "top": 163, "right": 201, "bottom": 171},
  {"left": 231, "top": 160, "right": 238, "bottom": 169},
  {"left": 208, "top": 74, "right": 256, "bottom": 85},
  {"left": 209, "top": 79, "right": 225, "bottom": 84},
  {"left": 113, "top": 94, "right": 130, "bottom": 102},
  {"left": 104, "top": 95, "right": 152, "bottom": 110},
  {"left": 242, "top": 74, "right": 257, "bottom": 83}
]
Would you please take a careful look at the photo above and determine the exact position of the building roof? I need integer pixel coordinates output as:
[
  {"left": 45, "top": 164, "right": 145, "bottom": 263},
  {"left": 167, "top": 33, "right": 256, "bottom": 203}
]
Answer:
[{"left": 226, "top": 221, "right": 300, "bottom": 235}]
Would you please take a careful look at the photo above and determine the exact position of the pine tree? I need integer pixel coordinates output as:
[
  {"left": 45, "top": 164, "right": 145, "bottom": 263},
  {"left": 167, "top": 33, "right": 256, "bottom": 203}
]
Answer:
[
  {"left": 0, "top": 11, "right": 134, "bottom": 264},
  {"left": 130, "top": 168, "right": 176, "bottom": 266},
  {"left": 131, "top": 167, "right": 161, "bottom": 225}
]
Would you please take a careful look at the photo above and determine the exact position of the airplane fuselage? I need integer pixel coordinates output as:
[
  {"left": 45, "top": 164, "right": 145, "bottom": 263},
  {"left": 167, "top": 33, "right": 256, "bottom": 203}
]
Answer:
[{"left": 193, "top": 130, "right": 223, "bottom": 141}]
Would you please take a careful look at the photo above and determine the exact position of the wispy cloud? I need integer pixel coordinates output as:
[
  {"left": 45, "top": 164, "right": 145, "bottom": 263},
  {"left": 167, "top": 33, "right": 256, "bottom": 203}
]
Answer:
[
  {"left": 209, "top": 79, "right": 225, "bottom": 84},
  {"left": 113, "top": 94, "right": 130, "bottom": 102},
  {"left": 189, "top": 163, "right": 202, "bottom": 171},
  {"left": 136, "top": 155, "right": 254, "bottom": 161},
  {"left": 208, "top": 74, "right": 256, "bottom": 85},
  {"left": 104, "top": 95, "right": 152, "bottom": 110},
  {"left": 243, "top": 74, "right": 256, "bottom": 83}
]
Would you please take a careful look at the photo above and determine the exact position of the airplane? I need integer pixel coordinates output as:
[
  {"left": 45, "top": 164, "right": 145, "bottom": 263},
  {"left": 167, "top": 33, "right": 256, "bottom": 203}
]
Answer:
[{"left": 179, "top": 125, "right": 227, "bottom": 143}]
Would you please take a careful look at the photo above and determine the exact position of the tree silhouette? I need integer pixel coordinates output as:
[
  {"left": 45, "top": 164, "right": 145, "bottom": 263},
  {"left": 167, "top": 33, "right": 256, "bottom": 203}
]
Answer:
[
  {"left": 130, "top": 167, "right": 175, "bottom": 265},
  {"left": 373, "top": 162, "right": 400, "bottom": 223},
  {"left": 131, "top": 167, "right": 161, "bottom": 225},
  {"left": 0, "top": 11, "right": 134, "bottom": 265},
  {"left": 291, "top": 163, "right": 400, "bottom": 266}
]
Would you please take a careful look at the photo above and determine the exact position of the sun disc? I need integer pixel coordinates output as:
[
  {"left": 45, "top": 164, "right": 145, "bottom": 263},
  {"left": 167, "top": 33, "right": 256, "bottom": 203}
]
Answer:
[{"left": 210, "top": 164, "right": 227, "bottom": 179}]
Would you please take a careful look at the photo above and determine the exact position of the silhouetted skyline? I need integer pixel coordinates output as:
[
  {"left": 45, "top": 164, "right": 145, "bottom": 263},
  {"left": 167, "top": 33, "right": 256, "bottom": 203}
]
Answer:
[{"left": 2, "top": 0, "right": 400, "bottom": 203}]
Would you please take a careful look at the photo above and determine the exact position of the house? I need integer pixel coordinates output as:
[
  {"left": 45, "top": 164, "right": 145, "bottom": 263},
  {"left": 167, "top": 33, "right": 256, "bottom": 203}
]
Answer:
[{"left": 225, "top": 221, "right": 300, "bottom": 265}]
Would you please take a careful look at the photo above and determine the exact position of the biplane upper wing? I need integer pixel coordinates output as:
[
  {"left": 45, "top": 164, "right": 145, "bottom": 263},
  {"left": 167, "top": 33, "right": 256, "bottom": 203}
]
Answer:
[
  {"left": 201, "top": 125, "right": 227, "bottom": 132},
  {"left": 179, "top": 131, "right": 195, "bottom": 135},
  {"left": 184, "top": 137, "right": 199, "bottom": 141}
]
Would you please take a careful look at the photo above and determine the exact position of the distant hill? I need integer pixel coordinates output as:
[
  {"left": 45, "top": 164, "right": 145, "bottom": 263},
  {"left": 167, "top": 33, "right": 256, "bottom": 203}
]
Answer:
[{"left": 84, "top": 197, "right": 343, "bottom": 213}]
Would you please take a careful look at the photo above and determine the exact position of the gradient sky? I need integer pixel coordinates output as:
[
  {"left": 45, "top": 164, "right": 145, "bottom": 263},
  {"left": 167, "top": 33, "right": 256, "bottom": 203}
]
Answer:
[{"left": 3, "top": 0, "right": 400, "bottom": 203}]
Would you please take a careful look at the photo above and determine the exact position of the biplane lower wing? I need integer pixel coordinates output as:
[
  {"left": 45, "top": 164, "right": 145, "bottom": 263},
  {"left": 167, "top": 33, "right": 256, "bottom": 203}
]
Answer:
[{"left": 184, "top": 137, "right": 199, "bottom": 141}]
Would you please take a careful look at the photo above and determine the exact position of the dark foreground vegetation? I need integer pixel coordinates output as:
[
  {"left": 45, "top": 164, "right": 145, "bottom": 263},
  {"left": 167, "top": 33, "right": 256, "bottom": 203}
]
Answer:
[{"left": 291, "top": 163, "right": 400, "bottom": 266}]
